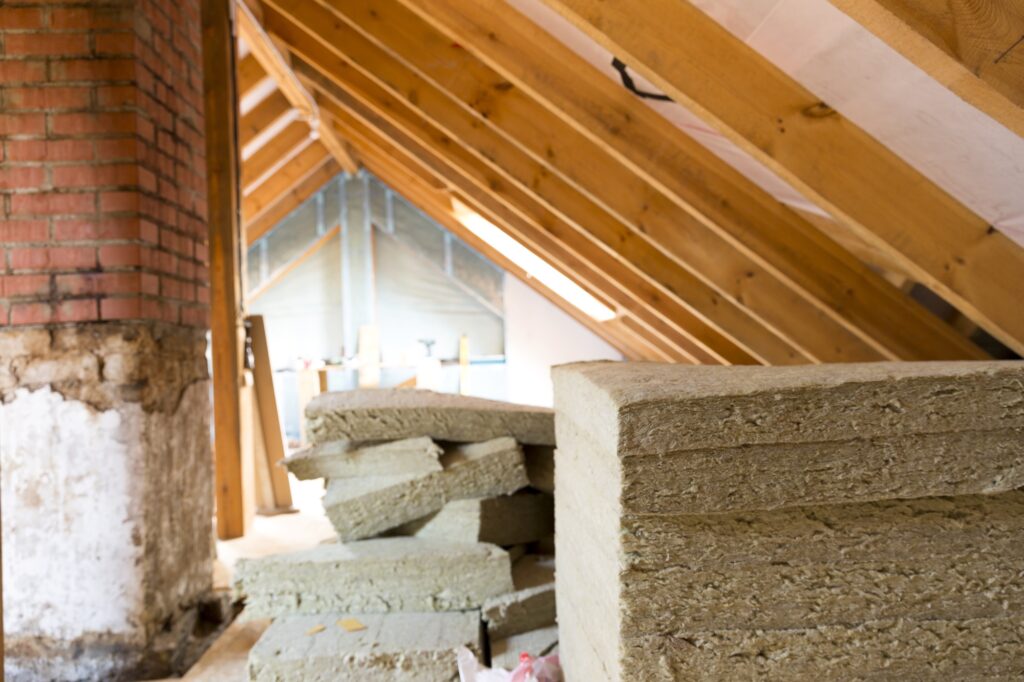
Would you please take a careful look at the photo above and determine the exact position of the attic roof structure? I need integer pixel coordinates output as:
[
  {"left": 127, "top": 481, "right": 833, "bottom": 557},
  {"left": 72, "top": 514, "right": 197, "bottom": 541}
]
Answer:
[{"left": 233, "top": 0, "right": 1024, "bottom": 364}]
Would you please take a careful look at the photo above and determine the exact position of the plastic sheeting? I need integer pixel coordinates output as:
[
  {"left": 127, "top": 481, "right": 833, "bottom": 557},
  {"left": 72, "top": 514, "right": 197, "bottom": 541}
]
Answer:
[{"left": 510, "top": 0, "right": 1024, "bottom": 246}]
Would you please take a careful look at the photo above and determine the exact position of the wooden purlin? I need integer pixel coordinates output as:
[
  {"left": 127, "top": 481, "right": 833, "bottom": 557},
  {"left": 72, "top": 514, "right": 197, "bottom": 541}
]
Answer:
[{"left": 241, "top": 140, "right": 329, "bottom": 224}]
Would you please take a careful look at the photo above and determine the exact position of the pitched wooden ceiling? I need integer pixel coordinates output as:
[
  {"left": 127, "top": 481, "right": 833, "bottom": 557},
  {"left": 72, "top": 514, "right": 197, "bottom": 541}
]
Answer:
[{"left": 232, "top": 0, "right": 1024, "bottom": 363}]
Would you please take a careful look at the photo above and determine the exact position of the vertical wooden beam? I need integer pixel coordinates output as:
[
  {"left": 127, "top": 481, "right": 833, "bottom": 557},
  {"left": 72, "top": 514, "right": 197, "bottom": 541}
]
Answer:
[{"left": 202, "top": 0, "right": 247, "bottom": 540}]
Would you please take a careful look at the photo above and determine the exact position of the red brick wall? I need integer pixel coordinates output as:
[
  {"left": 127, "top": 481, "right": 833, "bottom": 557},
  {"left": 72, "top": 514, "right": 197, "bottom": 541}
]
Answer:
[{"left": 0, "top": 0, "right": 210, "bottom": 327}]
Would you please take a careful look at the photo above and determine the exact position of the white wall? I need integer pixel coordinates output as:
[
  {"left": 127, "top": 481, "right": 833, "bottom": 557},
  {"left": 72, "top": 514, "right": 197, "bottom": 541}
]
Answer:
[
  {"left": 248, "top": 233, "right": 344, "bottom": 369},
  {"left": 503, "top": 276, "right": 622, "bottom": 407}
]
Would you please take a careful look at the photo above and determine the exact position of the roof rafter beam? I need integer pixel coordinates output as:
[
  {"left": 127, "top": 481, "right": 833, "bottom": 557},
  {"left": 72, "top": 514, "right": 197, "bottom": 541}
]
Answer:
[
  {"left": 394, "top": 0, "right": 984, "bottom": 362},
  {"left": 245, "top": 156, "right": 340, "bottom": 244},
  {"left": 306, "top": 69, "right": 709, "bottom": 363},
  {"left": 241, "top": 118, "right": 314, "bottom": 193},
  {"left": 541, "top": 0, "right": 1022, "bottom": 355},
  {"left": 264, "top": 0, "right": 796, "bottom": 365},
  {"left": 236, "top": 0, "right": 359, "bottom": 174},
  {"left": 828, "top": 0, "right": 1024, "bottom": 138},
  {"left": 318, "top": 0, "right": 883, "bottom": 366},
  {"left": 344, "top": 117, "right": 672, "bottom": 362},
  {"left": 242, "top": 139, "right": 330, "bottom": 225}
]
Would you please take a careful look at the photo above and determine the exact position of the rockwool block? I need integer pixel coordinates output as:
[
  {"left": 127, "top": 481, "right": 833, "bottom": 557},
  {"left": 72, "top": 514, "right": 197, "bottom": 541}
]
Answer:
[
  {"left": 235, "top": 538, "right": 512, "bottom": 619},
  {"left": 284, "top": 437, "right": 443, "bottom": 480},
  {"left": 523, "top": 446, "right": 555, "bottom": 494},
  {"left": 248, "top": 611, "right": 482, "bottom": 681},
  {"left": 323, "top": 438, "right": 528, "bottom": 541},
  {"left": 552, "top": 360, "right": 1024, "bottom": 681},
  {"left": 390, "top": 492, "right": 554, "bottom": 546},
  {"left": 483, "top": 555, "right": 556, "bottom": 639},
  {"left": 306, "top": 388, "right": 555, "bottom": 445},
  {"left": 490, "top": 625, "right": 559, "bottom": 671},
  {"left": 556, "top": 360, "right": 1024, "bottom": 455}
]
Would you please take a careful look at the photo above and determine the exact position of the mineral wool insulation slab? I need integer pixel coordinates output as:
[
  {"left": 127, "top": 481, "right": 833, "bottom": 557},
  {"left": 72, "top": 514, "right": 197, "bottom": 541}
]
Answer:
[
  {"left": 552, "top": 360, "right": 1024, "bottom": 681},
  {"left": 284, "top": 437, "right": 443, "bottom": 480},
  {"left": 390, "top": 492, "right": 554, "bottom": 546},
  {"left": 483, "top": 554, "right": 556, "bottom": 638},
  {"left": 235, "top": 538, "right": 512, "bottom": 619},
  {"left": 305, "top": 388, "right": 555, "bottom": 445},
  {"left": 322, "top": 437, "right": 529, "bottom": 541},
  {"left": 248, "top": 611, "right": 481, "bottom": 682}
]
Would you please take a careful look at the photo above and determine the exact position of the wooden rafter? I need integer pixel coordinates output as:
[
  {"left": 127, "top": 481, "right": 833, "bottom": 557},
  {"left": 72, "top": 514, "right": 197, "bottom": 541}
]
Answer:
[
  {"left": 241, "top": 118, "right": 313, "bottom": 193},
  {"left": 828, "top": 0, "right": 1024, "bottom": 138},
  {"left": 236, "top": 0, "right": 359, "bottom": 174},
  {"left": 237, "top": 52, "right": 268, "bottom": 99},
  {"left": 242, "top": 140, "right": 329, "bottom": 224},
  {"left": 246, "top": 157, "right": 340, "bottom": 244},
  {"left": 264, "top": 0, "right": 809, "bottom": 365},
  {"left": 314, "top": 0, "right": 879, "bottom": 365},
  {"left": 390, "top": 0, "right": 985, "bottom": 363},
  {"left": 541, "top": 0, "right": 1023, "bottom": 356},
  {"left": 308, "top": 71, "right": 709, "bottom": 364},
  {"left": 239, "top": 90, "right": 291, "bottom": 149}
]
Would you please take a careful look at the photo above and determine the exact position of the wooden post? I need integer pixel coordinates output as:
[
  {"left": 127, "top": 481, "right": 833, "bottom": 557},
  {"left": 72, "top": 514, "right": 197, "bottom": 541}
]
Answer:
[{"left": 202, "top": 0, "right": 247, "bottom": 539}]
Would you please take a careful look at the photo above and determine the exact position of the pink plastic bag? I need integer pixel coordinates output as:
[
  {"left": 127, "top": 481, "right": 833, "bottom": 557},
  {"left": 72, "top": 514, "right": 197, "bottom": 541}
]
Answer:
[{"left": 457, "top": 647, "right": 563, "bottom": 682}]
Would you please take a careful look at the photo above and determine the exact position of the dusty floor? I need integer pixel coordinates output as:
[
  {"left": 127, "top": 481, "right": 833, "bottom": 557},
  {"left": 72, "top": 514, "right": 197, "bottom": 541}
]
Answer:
[{"left": 151, "top": 477, "right": 334, "bottom": 681}]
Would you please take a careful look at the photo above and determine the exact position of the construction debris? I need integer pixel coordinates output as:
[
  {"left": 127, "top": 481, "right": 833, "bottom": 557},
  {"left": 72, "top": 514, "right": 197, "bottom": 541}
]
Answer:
[
  {"left": 389, "top": 492, "right": 554, "bottom": 546},
  {"left": 553, "top": 360, "right": 1024, "bottom": 681},
  {"left": 321, "top": 437, "right": 529, "bottom": 541},
  {"left": 248, "top": 611, "right": 482, "bottom": 681},
  {"left": 306, "top": 388, "right": 556, "bottom": 445},
  {"left": 235, "top": 538, "right": 513, "bottom": 618},
  {"left": 283, "top": 437, "right": 443, "bottom": 479},
  {"left": 483, "top": 555, "right": 556, "bottom": 639},
  {"left": 490, "top": 625, "right": 559, "bottom": 671}
]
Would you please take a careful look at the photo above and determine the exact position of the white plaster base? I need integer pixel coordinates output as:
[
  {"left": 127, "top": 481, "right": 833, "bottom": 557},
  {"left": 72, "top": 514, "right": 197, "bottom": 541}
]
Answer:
[{"left": 1, "top": 326, "right": 214, "bottom": 681}]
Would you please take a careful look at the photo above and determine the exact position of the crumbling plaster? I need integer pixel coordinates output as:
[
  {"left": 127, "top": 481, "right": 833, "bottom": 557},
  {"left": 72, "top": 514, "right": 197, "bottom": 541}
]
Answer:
[{"left": 0, "top": 322, "right": 214, "bottom": 681}]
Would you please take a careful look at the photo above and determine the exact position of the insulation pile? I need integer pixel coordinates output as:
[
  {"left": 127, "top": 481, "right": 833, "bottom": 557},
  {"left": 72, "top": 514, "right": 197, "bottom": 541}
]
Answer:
[
  {"left": 236, "top": 388, "right": 559, "bottom": 681},
  {"left": 553, "top": 360, "right": 1024, "bottom": 681}
]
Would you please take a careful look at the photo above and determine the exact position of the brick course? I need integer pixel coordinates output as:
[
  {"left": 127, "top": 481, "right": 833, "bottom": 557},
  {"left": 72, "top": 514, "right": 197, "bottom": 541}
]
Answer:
[{"left": 0, "top": 0, "right": 209, "bottom": 327}]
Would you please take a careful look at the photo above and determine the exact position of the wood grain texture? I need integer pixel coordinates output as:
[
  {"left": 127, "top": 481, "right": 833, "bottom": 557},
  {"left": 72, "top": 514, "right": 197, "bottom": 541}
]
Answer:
[
  {"left": 322, "top": 89, "right": 700, "bottom": 363},
  {"left": 245, "top": 156, "right": 340, "bottom": 244},
  {"left": 830, "top": 0, "right": 1024, "bottom": 137},
  {"left": 266, "top": 0, "right": 791, "bottom": 364},
  {"left": 202, "top": 0, "right": 247, "bottom": 540},
  {"left": 542, "top": 0, "right": 1023, "bottom": 355},
  {"left": 394, "top": 0, "right": 985, "bottom": 363},
  {"left": 247, "top": 315, "right": 294, "bottom": 509}
]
